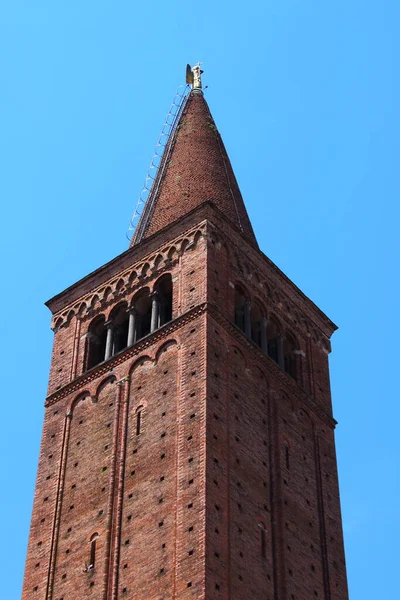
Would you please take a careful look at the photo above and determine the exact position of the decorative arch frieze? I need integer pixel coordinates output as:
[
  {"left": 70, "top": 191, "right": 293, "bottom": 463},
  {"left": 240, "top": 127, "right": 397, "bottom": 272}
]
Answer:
[{"left": 51, "top": 224, "right": 207, "bottom": 332}]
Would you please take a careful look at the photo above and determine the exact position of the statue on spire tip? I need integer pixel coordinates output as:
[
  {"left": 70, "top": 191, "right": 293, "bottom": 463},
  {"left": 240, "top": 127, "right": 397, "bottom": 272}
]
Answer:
[{"left": 186, "top": 62, "right": 203, "bottom": 90}]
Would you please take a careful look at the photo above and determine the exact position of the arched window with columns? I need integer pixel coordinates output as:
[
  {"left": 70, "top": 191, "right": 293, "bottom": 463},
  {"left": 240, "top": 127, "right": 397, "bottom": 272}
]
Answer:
[
  {"left": 109, "top": 302, "right": 129, "bottom": 354},
  {"left": 154, "top": 274, "right": 173, "bottom": 327},
  {"left": 132, "top": 288, "right": 152, "bottom": 341},
  {"left": 84, "top": 276, "right": 174, "bottom": 371},
  {"left": 86, "top": 316, "right": 107, "bottom": 370}
]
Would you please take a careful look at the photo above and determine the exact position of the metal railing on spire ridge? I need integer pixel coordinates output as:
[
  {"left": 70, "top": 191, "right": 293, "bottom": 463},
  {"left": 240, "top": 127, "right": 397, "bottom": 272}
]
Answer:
[{"left": 126, "top": 84, "right": 190, "bottom": 244}]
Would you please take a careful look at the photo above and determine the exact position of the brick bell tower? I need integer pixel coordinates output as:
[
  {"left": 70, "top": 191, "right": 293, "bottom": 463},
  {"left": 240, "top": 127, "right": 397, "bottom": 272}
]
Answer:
[{"left": 22, "top": 66, "right": 349, "bottom": 600}]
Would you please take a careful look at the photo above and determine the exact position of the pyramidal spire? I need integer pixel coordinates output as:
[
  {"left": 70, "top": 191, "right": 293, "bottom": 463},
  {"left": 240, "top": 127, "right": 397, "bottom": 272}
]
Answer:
[{"left": 131, "top": 65, "right": 257, "bottom": 247}]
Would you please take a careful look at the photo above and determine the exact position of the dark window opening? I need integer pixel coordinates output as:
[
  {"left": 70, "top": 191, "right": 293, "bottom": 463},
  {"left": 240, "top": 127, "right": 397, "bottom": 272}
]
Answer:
[
  {"left": 155, "top": 274, "right": 173, "bottom": 326},
  {"left": 86, "top": 316, "right": 107, "bottom": 370},
  {"left": 111, "top": 303, "right": 129, "bottom": 354},
  {"left": 136, "top": 407, "right": 143, "bottom": 436},
  {"left": 133, "top": 290, "right": 152, "bottom": 340},
  {"left": 88, "top": 533, "right": 98, "bottom": 570},
  {"left": 84, "top": 275, "right": 173, "bottom": 372}
]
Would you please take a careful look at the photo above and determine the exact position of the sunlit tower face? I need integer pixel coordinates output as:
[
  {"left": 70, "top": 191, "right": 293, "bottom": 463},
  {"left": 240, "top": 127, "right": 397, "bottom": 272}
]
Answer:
[{"left": 22, "top": 71, "right": 348, "bottom": 600}]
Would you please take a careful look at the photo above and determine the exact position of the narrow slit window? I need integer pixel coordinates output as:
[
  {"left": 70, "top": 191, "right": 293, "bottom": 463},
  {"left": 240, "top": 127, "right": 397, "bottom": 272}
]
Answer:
[
  {"left": 136, "top": 407, "right": 143, "bottom": 436},
  {"left": 89, "top": 533, "right": 98, "bottom": 569}
]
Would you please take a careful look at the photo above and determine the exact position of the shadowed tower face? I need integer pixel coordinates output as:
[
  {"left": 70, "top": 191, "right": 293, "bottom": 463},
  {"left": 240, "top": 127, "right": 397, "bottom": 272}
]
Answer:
[{"left": 22, "top": 77, "right": 349, "bottom": 600}]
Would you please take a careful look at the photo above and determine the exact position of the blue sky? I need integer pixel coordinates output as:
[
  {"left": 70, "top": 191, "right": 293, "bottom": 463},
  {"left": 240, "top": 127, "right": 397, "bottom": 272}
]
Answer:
[{"left": 1, "top": 2, "right": 399, "bottom": 598}]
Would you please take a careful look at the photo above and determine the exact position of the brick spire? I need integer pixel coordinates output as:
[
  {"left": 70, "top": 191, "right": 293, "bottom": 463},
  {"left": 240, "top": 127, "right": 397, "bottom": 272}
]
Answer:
[{"left": 131, "top": 89, "right": 258, "bottom": 246}]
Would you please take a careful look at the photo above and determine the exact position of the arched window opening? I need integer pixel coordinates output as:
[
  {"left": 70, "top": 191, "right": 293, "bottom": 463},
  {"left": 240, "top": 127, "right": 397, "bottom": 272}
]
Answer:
[
  {"left": 136, "top": 406, "right": 143, "bottom": 436},
  {"left": 234, "top": 285, "right": 247, "bottom": 332},
  {"left": 284, "top": 335, "right": 297, "bottom": 380},
  {"left": 267, "top": 319, "right": 279, "bottom": 364},
  {"left": 155, "top": 274, "right": 173, "bottom": 327},
  {"left": 89, "top": 533, "right": 98, "bottom": 570},
  {"left": 86, "top": 316, "right": 107, "bottom": 371},
  {"left": 133, "top": 290, "right": 152, "bottom": 340},
  {"left": 259, "top": 522, "right": 267, "bottom": 559},
  {"left": 110, "top": 303, "right": 129, "bottom": 354},
  {"left": 251, "top": 303, "right": 264, "bottom": 348}
]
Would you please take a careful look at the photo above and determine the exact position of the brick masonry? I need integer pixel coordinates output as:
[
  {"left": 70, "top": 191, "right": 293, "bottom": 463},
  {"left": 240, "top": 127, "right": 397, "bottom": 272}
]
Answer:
[{"left": 22, "top": 90, "right": 348, "bottom": 600}]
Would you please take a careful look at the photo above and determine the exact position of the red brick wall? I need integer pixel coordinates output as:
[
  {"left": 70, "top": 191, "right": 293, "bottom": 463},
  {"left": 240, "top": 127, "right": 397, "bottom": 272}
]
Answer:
[
  {"left": 22, "top": 210, "right": 348, "bottom": 600},
  {"left": 204, "top": 315, "right": 348, "bottom": 600}
]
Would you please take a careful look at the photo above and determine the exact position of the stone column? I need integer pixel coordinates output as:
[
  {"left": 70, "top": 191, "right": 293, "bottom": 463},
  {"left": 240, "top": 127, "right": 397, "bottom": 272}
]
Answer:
[
  {"left": 277, "top": 334, "right": 285, "bottom": 369},
  {"left": 150, "top": 292, "right": 160, "bottom": 333},
  {"left": 244, "top": 301, "right": 252, "bottom": 338},
  {"left": 260, "top": 317, "right": 268, "bottom": 354},
  {"left": 104, "top": 321, "right": 114, "bottom": 361},
  {"left": 127, "top": 308, "right": 137, "bottom": 346}
]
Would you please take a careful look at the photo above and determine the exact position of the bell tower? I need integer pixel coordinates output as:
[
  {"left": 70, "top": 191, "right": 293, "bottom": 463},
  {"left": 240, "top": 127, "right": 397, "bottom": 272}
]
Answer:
[{"left": 22, "top": 69, "right": 349, "bottom": 600}]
